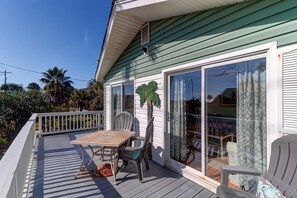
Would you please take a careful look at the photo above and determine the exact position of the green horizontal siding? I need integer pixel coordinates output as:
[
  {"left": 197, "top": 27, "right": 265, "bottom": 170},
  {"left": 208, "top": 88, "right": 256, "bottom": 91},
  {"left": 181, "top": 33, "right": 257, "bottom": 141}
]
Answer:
[{"left": 104, "top": 0, "right": 297, "bottom": 84}]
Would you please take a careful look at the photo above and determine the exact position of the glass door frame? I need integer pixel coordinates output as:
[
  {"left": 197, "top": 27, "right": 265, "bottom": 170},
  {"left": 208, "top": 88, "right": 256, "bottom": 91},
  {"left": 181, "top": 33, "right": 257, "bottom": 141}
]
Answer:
[
  {"left": 166, "top": 68, "right": 204, "bottom": 176},
  {"left": 162, "top": 42, "right": 279, "bottom": 186}
]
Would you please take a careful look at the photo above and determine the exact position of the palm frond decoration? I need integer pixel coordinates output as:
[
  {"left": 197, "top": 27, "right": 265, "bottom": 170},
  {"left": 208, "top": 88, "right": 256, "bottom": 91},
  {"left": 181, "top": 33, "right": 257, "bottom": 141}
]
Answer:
[{"left": 136, "top": 81, "right": 160, "bottom": 122}]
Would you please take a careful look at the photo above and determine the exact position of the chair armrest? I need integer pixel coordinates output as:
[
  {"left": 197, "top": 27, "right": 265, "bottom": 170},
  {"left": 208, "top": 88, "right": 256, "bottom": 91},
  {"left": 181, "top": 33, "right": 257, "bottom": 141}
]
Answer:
[
  {"left": 118, "top": 146, "right": 140, "bottom": 152},
  {"left": 221, "top": 165, "right": 262, "bottom": 185},
  {"left": 131, "top": 136, "right": 145, "bottom": 141},
  {"left": 118, "top": 146, "right": 142, "bottom": 160},
  {"left": 217, "top": 185, "right": 256, "bottom": 198}
]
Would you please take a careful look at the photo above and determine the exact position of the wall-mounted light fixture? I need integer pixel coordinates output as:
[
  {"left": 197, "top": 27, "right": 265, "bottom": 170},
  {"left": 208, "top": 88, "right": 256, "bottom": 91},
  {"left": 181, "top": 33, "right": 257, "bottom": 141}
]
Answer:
[{"left": 142, "top": 46, "right": 148, "bottom": 55}]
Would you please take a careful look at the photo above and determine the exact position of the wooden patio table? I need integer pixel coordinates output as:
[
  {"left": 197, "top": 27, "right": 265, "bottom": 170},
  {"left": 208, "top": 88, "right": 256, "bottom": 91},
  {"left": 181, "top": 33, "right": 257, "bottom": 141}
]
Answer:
[{"left": 71, "top": 130, "right": 135, "bottom": 184}]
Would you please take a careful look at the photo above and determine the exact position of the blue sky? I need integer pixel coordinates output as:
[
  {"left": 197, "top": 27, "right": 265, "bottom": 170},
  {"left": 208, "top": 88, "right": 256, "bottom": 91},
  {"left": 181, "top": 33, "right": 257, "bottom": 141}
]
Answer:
[{"left": 0, "top": 0, "right": 112, "bottom": 89}]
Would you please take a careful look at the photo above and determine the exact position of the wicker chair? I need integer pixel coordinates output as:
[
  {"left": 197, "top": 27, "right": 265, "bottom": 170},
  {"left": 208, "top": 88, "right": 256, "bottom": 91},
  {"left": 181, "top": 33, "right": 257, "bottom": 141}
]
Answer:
[
  {"left": 118, "top": 117, "right": 154, "bottom": 181},
  {"left": 216, "top": 134, "right": 297, "bottom": 198}
]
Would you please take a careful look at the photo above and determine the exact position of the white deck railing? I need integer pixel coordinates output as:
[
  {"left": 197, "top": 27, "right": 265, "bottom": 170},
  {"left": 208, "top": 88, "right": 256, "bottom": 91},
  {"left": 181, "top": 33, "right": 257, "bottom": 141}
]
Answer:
[
  {"left": 38, "top": 111, "right": 104, "bottom": 135},
  {"left": 0, "top": 114, "right": 37, "bottom": 198},
  {"left": 0, "top": 111, "right": 104, "bottom": 197}
]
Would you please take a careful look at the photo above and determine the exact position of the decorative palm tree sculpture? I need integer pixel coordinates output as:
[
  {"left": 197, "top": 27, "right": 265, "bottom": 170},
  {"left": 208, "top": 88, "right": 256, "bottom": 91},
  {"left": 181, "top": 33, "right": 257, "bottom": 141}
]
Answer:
[
  {"left": 136, "top": 81, "right": 160, "bottom": 123},
  {"left": 136, "top": 81, "right": 160, "bottom": 159}
]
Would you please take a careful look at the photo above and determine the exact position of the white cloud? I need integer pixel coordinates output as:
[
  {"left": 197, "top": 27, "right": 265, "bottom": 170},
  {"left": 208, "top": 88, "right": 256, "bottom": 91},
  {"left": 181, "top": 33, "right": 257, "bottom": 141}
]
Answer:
[{"left": 84, "top": 31, "right": 89, "bottom": 44}]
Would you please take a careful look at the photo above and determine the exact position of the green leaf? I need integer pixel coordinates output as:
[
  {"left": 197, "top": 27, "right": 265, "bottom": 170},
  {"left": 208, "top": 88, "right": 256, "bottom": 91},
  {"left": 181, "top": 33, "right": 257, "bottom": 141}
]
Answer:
[
  {"left": 139, "top": 95, "right": 146, "bottom": 107},
  {"left": 147, "top": 81, "right": 158, "bottom": 91},
  {"left": 135, "top": 85, "right": 143, "bottom": 95},
  {"left": 151, "top": 93, "right": 160, "bottom": 107}
]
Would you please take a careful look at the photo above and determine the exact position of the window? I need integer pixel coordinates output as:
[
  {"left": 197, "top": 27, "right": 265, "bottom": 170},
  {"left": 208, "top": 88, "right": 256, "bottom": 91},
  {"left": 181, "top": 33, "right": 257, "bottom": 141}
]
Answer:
[{"left": 112, "top": 82, "right": 134, "bottom": 118}]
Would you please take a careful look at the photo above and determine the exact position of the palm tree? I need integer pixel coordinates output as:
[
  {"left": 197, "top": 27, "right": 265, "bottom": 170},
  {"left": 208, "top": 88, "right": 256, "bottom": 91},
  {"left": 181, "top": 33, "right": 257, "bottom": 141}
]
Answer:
[
  {"left": 136, "top": 81, "right": 160, "bottom": 123},
  {"left": 68, "top": 89, "right": 87, "bottom": 111},
  {"left": 87, "top": 79, "right": 104, "bottom": 110},
  {"left": 40, "top": 67, "right": 73, "bottom": 106},
  {"left": 27, "top": 82, "right": 41, "bottom": 91}
]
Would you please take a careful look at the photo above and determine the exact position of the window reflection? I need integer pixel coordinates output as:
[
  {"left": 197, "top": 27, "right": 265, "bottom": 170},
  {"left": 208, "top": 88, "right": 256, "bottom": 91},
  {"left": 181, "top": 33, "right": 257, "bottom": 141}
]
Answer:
[
  {"left": 112, "top": 86, "right": 121, "bottom": 118},
  {"left": 123, "top": 83, "right": 134, "bottom": 116},
  {"left": 205, "top": 58, "right": 266, "bottom": 189}
]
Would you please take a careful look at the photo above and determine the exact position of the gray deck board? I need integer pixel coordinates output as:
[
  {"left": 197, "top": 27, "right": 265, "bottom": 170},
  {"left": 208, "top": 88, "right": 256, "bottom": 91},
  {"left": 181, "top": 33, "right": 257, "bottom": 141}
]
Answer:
[
  {"left": 178, "top": 183, "right": 205, "bottom": 198},
  {"left": 194, "top": 188, "right": 214, "bottom": 198},
  {"left": 146, "top": 177, "right": 189, "bottom": 198},
  {"left": 28, "top": 131, "right": 215, "bottom": 198},
  {"left": 162, "top": 180, "right": 197, "bottom": 198},
  {"left": 122, "top": 167, "right": 177, "bottom": 197}
]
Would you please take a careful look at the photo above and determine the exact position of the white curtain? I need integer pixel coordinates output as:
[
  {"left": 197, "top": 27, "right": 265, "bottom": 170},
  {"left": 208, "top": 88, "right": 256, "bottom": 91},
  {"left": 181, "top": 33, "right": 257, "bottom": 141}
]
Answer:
[
  {"left": 170, "top": 77, "right": 187, "bottom": 161},
  {"left": 236, "top": 59, "right": 267, "bottom": 190},
  {"left": 113, "top": 87, "right": 121, "bottom": 117}
]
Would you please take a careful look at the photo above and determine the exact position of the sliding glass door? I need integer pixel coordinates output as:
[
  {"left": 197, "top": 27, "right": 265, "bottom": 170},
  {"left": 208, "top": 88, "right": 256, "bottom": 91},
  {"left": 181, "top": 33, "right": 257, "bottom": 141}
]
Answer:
[
  {"left": 168, "top": 57, "right": 267, "bottom": 188},
  {"left": 168, "top": 70, "right": 202, "bottom": 171}
]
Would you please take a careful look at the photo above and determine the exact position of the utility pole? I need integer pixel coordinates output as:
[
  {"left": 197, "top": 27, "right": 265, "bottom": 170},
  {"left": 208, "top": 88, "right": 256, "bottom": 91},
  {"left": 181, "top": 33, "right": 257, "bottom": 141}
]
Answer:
[{"left": 0, "top": 70, "right": 12, "bottom": 84}]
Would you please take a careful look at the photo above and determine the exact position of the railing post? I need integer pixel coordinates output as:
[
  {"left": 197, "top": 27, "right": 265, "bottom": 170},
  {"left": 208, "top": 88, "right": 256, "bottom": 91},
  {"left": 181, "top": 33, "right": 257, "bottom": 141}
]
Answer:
[
  {"left": 38, "top": 116, "right": 42, "bottom": 136},
  {"left": 66, "top": 115, "right": 68, "bottom": 130},
  {"left": 80, "top": 114, "right": 83, "bottom": 129},
  {"left": 58, "top": 115, "right": 60, "bottom": 131}
]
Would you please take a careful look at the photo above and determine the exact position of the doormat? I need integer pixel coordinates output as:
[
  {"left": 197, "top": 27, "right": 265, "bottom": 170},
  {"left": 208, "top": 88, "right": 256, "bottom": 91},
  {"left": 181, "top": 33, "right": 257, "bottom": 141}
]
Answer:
[{"left": 94, "top": 164, "right": 113, "bottom": 177}]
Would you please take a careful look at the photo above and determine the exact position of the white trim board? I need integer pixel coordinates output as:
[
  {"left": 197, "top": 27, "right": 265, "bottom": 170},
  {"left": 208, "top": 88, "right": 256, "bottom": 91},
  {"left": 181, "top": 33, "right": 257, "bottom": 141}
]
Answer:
[
  {"left": 108, "top": 77, "right": 135, "bottom": 86},
  {"left": 278, "top": 44, "right": 297, "bottom": 53},
  {"left": 162, "top": 42, "right": 276, "bottom": 74}
]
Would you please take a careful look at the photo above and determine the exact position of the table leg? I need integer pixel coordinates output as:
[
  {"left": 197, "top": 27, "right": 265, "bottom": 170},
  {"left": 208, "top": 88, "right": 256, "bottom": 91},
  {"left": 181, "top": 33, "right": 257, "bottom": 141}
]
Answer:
[
  {"left": 74, "top": 145, "right": 85, "bottom": 179},
  {"left": 110, "top": 148, "right": 118, "bottom": 185}
]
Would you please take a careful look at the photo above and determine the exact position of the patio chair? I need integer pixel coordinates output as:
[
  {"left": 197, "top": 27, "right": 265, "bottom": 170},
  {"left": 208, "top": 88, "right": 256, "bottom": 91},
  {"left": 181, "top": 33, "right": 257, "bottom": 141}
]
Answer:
[
  {"left": 88, "top": 111, "right": 134, "bottom": 162},
  {"left": 118, "top": 117, "right": 154, "bottom": 181},
  {"left": 216, "top": 134, "right": 297, "bottom": 198},
  {"left": 113, "top": 111, "right": 134, "bottom": 131}
]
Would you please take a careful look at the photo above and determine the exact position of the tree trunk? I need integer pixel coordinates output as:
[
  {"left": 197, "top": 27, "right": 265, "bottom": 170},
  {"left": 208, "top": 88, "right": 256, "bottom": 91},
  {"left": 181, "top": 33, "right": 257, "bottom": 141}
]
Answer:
[
  {"left": 147, "top": 98, "right": 153, "bottom": 159},
  {"left": 147, "top": 98, "right": 152, "bottom": 122}
]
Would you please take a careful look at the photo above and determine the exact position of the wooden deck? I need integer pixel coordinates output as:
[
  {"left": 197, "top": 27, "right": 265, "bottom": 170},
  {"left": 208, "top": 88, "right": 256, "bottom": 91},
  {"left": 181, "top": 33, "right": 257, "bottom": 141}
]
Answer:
[{"left": 28, "top": 131, "right": 215, "bottom": 198}]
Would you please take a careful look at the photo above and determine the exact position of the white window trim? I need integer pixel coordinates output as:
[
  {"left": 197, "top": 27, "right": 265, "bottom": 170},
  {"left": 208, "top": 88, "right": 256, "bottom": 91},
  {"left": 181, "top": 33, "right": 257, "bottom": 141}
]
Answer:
[
  {"left": 162, "top": 42, "right": 279, "bottom": 191},
  {"left": 109, "top": 79, "right": 135, "bottom": 130}
]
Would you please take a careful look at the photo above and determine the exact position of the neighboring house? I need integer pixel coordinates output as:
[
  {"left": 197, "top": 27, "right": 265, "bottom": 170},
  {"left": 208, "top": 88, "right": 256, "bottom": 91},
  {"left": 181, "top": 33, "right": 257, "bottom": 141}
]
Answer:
[{"left": 95, "top": 0, "right": 297, "bottom": 192}]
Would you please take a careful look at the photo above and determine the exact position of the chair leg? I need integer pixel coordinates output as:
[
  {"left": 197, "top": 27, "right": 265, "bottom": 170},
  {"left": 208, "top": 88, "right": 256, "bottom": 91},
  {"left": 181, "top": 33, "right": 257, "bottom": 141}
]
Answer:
[
  {"left": 135, "top": 160, "right": 143, "bottom": 181},
  {"left": 144, "top": 155, "right": 149, "bottom": 170}
]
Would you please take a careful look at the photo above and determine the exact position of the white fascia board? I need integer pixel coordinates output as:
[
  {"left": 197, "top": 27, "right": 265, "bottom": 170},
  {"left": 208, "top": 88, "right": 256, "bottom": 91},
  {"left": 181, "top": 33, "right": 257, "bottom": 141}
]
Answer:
[
  {"left": 95, "top": 4, "right": 117, "bottom": 81},
  {"left": 115, "top": 0, "right": 168, "bottom": 11}
]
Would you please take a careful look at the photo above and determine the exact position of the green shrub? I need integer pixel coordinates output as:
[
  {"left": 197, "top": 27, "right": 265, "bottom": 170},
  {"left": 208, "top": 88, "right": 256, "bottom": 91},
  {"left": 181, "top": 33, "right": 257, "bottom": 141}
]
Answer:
[{"left": 0, "top": 137, "right": 7, "bottom": 148}]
